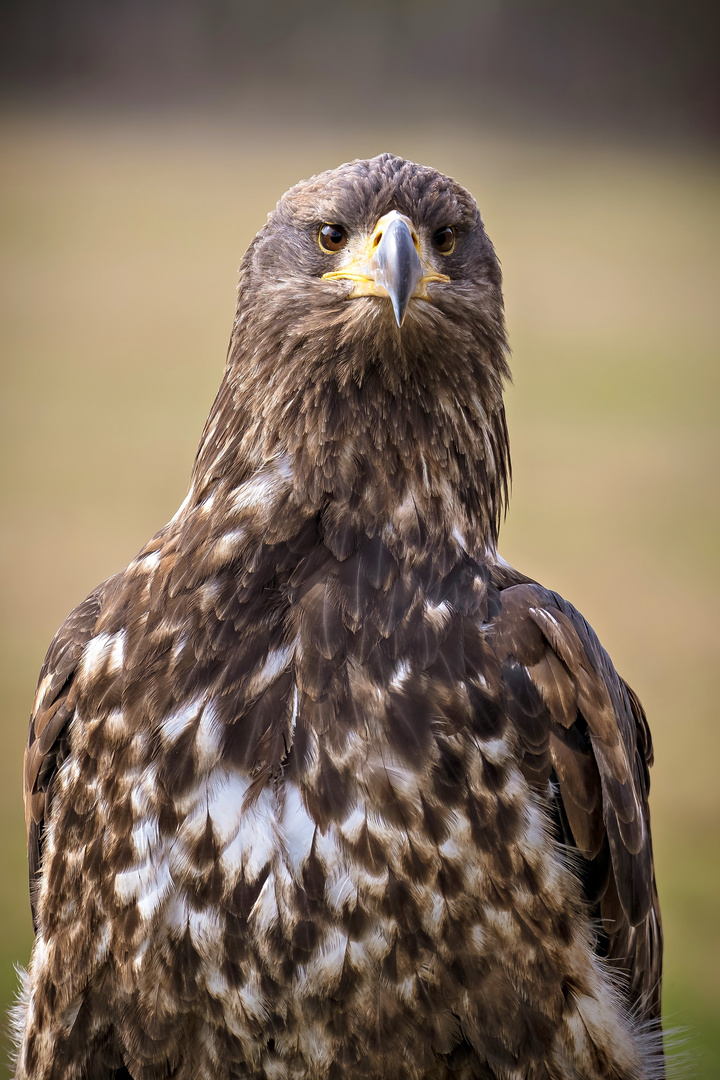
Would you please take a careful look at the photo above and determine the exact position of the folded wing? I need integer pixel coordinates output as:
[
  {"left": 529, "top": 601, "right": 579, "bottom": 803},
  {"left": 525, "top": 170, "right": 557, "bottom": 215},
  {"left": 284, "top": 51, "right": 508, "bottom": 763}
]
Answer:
[{"left": 491, "top": 578, "right": 662, "bottom": 1020}]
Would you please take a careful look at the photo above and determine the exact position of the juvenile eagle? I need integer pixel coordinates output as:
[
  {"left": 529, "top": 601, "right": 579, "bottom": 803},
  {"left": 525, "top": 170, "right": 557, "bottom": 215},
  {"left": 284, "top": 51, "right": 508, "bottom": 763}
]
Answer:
[{"left": 15, "top": 154, "right": 663, "bottom": 1079}]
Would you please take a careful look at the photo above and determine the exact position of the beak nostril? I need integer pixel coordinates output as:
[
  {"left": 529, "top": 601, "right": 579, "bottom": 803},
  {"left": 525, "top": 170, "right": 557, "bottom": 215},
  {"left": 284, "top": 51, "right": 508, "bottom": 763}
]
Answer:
[{"left": 373, "top": 232, "right": 382, "bottom": 247}]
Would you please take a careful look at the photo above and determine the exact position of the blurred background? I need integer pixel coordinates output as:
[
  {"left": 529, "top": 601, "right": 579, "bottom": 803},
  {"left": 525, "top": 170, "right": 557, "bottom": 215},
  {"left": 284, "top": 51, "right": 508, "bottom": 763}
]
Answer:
[{"left": 0, "top": 0, "right": 718, "bottom": 1075}]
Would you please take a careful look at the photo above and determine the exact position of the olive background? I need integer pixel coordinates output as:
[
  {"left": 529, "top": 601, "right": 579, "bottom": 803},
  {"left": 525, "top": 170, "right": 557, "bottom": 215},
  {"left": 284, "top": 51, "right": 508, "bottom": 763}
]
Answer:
[{"left": 0, "top": 2, "right": 718, "bottom": 1075}]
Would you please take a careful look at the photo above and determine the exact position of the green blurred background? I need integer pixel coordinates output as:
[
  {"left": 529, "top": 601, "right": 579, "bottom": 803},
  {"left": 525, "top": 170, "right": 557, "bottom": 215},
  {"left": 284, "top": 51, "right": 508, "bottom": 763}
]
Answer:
[{"left": 0, "top": 1, "right": 718, "bottom": 1075}]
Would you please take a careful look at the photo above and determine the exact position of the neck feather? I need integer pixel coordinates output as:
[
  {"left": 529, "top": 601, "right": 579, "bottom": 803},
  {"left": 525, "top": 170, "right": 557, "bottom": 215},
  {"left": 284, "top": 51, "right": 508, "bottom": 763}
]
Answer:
[{"left": 188, "top": 289, "right": 511, "bottom": 550}]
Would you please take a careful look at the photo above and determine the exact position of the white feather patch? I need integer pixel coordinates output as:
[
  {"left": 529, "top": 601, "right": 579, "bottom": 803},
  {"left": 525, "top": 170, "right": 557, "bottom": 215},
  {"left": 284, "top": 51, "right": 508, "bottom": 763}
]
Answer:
[
  {"left": 195, "top": 701, "right": 223, "bottom": 771},
  {"left": 80, "top": 633, "right": 115, "bottom": 679},
  {"left": 245, "top": 645, "right": 295, "bottom": 700},
  {"left": 161, "top": 695, "right": 206, "bottom": 744},
  {"left": 280, "top": 783, "right": 316, "bottom": 875},
  {"left": 206, "top": 770, "right": 250, "bottom": 847},
  {"left": 231, "top": 455, "right": 294, "bottom": 513},
  {"left": 217, "top": 782, "right": 277, "bottom": 883},
  {"left": 249, "top": 872, "right": 279, "bottom": 936},
  {"left": 131, "top": 817, "right": 159, "bottom": 861}
]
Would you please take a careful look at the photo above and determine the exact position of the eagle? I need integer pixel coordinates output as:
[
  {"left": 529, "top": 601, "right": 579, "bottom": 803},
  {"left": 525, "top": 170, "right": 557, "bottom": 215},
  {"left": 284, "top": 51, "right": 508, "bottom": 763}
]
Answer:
[{"left": 13, "top": 154, "right": 663, "bottom": 1080}]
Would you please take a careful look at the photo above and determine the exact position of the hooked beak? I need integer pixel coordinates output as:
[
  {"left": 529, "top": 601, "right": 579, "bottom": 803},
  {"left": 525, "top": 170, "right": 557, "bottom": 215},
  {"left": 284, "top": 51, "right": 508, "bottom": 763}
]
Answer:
[
  {"left": 322, "top": 211, "right": 449, "bottom": 327},
  {"left": 373, "top": 214, "right": 424, "bottom": 327}
]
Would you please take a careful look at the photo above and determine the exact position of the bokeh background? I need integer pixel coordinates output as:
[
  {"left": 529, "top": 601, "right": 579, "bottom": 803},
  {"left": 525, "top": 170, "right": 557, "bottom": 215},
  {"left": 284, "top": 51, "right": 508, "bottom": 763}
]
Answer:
[{"left": 1, "top": 1, "right": 718, "bottom": 1075}]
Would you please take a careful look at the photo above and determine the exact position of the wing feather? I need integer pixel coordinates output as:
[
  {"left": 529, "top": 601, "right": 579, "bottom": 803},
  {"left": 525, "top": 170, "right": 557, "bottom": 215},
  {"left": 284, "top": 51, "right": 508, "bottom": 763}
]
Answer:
[
  {"left": 23, "top": 588, "right": 107, "bottom": 930},
  {"left": 491, "top": 578, "right": 662, "bottom": 1019}
]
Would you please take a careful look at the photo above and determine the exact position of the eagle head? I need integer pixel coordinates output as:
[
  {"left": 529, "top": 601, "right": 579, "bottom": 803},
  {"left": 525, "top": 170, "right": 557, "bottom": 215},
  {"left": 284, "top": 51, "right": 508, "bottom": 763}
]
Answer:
[
  {"left": 238, "top": 153, "right": 505, "bottom": 359},
  {"left": 193, "top": 154, "right": 511, "bottom": 547}
]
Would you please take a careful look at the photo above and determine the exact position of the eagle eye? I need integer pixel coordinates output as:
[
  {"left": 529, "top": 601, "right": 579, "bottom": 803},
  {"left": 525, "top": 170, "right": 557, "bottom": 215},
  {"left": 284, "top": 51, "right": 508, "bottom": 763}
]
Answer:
[
  {"left": 432, "top": 226, "right": 456, "bottom": 255},
  {"left": 319, "top": 224, "right": 348, "bottom": 253}
]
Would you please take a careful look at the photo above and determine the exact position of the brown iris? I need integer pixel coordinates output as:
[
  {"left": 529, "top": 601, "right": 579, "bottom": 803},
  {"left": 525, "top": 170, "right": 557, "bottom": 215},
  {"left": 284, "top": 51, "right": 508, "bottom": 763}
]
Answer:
[
  {"left": 432, "top": 226, "right": 456, "bottom": 254},
  {"left": 318, "top": 223, "right": 348, "bottom": 253}
]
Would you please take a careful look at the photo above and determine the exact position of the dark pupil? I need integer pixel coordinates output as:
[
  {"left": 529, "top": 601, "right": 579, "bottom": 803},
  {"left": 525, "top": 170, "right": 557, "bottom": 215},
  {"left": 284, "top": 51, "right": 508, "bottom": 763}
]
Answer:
[
  {"left": 434, "top": 227, "right": 453, "bottom": 251},
  {"left": 322, "top": 225, "right": 344, "bottom": 250}
]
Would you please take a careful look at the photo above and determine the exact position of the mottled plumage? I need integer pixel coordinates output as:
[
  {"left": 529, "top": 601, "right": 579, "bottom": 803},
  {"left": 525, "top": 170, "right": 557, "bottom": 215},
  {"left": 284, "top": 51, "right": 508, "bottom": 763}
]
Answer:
[{"left": 14, "top": 154, "right": 663, "bottom": 1079}]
